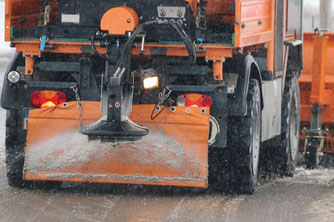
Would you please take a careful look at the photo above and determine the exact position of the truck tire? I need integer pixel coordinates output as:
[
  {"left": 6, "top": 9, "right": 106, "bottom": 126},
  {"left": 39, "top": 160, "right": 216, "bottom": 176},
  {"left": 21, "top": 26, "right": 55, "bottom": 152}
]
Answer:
[
  {"left": 275, "top": 75, "right": 300, "bottom": 176},
  {"left": 5, "top": 110, "right": 26, "bottom": 187},
  {"left": 5, "top": 110, "right": 62, "bottom": 189},
  {"left": 305, "top": 138, "right": 320, "bottom": 169},
  {"left": 229, "top": 79, "right": 261, "bottom": 194}
]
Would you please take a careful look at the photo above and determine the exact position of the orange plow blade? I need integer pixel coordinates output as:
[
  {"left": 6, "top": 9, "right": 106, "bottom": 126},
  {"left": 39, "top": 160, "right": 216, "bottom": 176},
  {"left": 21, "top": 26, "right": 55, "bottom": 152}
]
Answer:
[{"left": 24, "top": 102, "right": 210, "bottom": 188}]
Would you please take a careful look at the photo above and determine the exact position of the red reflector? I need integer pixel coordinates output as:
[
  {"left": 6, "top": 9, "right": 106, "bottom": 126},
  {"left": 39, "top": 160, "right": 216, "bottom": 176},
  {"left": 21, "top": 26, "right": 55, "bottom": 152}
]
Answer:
[
  {"left": 31, "top": 91, "right": 66, "bottom": 108},
  {"left": 177, "top": 94, "right": 213, "bottom": 108}
]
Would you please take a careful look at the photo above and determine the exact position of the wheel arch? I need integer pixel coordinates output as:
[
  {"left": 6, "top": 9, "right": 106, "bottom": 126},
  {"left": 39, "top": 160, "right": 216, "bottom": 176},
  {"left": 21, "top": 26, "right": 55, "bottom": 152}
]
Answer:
[
  {"left": 1, "top": 52, "right": 22, "bottom": 110},
  {"left": 229, "top": 55, "right": 264, "bottom": 116},
  {"left": 286, "top": 40, "right": 303, "bottom": 77}
]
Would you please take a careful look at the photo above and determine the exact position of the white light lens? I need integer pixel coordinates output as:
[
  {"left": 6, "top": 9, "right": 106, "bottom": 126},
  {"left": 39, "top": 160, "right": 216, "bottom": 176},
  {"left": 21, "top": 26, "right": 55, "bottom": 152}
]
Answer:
[
  {"left": 176, "top": 95, "right": 185, "bottom": 106},
  {"left": 143, "top": 76, "right": 159, "bottom": 89},
  {"left": 7, "top": 71, "right": 21, "bottom": 84}
]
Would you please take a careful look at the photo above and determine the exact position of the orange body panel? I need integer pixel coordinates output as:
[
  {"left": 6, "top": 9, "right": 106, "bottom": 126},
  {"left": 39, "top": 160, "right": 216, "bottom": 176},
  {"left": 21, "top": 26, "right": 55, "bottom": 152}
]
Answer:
[
  {"left": 4, "top": 0, "right": 281, "bottom": 77},
  {"left": 25, "top": 56, "right": 34, "bottom": 75},
  {"left": 5, "top": 0, "right": 276, "bottom": 58},
  {"left": 100, "top": 7, "right": 139, "bottom": 35},
  {"left": 300, "top": 32, "right": 334, "bottom": 122},
  {"left": 300, "top": 32, "right": 334, "bottom": 153},
  {"left": 4, "top": 0, "right": 10, "bottom": 41},
  {"left": 24, "top": 102, "right": 210, "bottom": 188},
  {"left": 234, "top": 0, "right": 274, "bottom": 48},
  {"left": 12, "top": 40, "right": 233, "bottom": 60},
  {"left": 4, "top": 0, "right": 58, "bottom": 41},
  {"left": 213, "top": 61, "right": 223, "bottom": 80},
  {"left": 310, "top": 35, "right": 329, "bottom": 105}
]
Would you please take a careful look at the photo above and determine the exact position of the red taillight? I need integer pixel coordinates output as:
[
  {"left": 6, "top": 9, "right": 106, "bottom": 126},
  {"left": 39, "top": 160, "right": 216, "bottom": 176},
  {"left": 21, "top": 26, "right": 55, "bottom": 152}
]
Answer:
[
  {"left": 177, "top": 94, "right": 213, "bottom": 108},
  {"left": 31, "top": 91, "right": 67, "bottom": 108}
]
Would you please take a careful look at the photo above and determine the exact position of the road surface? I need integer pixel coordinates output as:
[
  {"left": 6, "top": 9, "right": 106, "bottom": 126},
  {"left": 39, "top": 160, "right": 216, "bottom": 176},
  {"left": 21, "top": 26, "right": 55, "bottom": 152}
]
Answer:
[{"left": 0, "top": 164, "right": 333, "bottom": 222}]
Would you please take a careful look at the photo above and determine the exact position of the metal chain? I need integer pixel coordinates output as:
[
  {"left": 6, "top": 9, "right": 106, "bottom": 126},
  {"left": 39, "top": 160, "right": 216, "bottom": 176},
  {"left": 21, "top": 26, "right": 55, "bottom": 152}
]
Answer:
[{"left": 71, "top": 85, "right": 82, "bottom": 129}]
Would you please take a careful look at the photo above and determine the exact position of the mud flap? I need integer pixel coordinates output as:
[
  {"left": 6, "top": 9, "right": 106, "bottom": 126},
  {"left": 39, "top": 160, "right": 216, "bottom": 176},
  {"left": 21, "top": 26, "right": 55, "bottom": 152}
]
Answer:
[{"left": 24, "top": 102, "right": 210, "bottom": 188}]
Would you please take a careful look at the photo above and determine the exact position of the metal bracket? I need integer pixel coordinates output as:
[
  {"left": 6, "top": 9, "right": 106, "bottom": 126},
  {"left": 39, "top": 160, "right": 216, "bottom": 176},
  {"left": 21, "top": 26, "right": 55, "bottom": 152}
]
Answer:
[{"left": 79, "top": 56, "right": 91, "bottom": 89}]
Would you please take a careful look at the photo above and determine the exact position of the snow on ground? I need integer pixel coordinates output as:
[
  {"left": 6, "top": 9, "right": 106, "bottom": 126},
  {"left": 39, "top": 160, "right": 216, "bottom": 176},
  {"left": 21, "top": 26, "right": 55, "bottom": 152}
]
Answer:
[{"left": 279, "top": 167, "right": 334, "bottom": 186}]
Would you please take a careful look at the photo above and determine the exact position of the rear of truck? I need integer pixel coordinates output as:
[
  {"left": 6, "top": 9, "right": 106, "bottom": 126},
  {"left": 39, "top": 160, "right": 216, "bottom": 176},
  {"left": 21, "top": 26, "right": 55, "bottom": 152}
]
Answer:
[
  {"left": 2, "top": 0, "right": 303, "bottom": 193},
  {"left": 300, "top": 32, "right": 334, "bottom": 168}
]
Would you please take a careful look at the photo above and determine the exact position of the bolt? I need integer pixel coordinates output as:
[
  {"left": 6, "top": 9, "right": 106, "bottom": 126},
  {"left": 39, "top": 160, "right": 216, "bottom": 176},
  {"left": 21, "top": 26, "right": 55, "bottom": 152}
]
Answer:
[
  {"left": 115, "top": 102, "right": 121, "bottom": 108},
  {"left": 83, "top": 74, "right": 88, "bottom": 80},
  {"left": 127, "top": 18, "right": 131, "bottom": 23},
  {"left": 177, "top": 10, "right": 183, "bottom": 17},
  {"left": 160, "top": 9, "right": 166, "bottom": 17},
  {"left": 215, "top": 75, "right": 221, "bottom": 79}
]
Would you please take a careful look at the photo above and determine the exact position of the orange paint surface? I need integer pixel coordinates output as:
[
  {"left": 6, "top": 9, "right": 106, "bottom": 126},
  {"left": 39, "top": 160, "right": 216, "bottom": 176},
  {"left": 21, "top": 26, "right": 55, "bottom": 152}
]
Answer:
[
  {"left": 24, "top": 102, "right": 210, "bottom": 188},
  {"left": 300, "top": 32, "right": 334, "bottom": 153},
  {"left": 100, "top": 7, "right": 139, "bottom": 35}
]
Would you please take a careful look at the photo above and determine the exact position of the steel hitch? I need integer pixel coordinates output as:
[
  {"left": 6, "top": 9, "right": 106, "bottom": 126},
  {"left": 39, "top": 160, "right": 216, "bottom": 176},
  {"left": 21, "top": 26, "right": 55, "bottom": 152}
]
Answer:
[{"left": 80, "top": 76, "right": 148, "bottom": 143}]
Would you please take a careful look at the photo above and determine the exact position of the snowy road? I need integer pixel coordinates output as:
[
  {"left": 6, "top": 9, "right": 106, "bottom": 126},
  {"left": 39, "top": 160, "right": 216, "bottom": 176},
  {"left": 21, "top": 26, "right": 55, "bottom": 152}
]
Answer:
[
  {"left": 0, "top": 57, "right": 334, "bottom": 222},
  {"left": 0, "top": 165, "right": 333, "bottom": 222}
]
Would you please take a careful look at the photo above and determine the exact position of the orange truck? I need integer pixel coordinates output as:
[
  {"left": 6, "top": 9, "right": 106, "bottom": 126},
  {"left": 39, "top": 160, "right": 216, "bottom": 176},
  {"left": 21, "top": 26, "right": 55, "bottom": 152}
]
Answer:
[
  {"left": 300, "top": 31, "right": 334, "bottom": 168},
  {"left": 2, "top": 0, "right": 303, "bottom": 194}
]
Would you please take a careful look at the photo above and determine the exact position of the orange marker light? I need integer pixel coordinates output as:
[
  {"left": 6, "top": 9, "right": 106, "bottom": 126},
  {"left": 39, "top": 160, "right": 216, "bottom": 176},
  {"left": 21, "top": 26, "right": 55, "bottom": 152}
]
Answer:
[
  {"left": 31, "top": 91, "right": 66, "bottom": 108},
  {"left": 41, "top": 101, "right": 56, "bottom": 108}
]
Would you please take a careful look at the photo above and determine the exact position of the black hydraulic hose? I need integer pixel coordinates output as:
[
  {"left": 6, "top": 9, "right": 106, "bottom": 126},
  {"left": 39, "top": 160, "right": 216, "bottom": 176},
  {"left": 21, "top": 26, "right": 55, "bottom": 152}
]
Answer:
[
  {"left": 117, "top": 19, "right": 196, "bottom": 75},
  {"left": 117, "top": 20, "right": 160, "bottom": 72},
  {"left": 168, "top": 20, "right": 196, "bottom": 63},
  {"left": 91, "top": 31, "right": 116, "bottom": 64},
  {"left": 91, "top": 20, "right": 197, "bottom": 78}
]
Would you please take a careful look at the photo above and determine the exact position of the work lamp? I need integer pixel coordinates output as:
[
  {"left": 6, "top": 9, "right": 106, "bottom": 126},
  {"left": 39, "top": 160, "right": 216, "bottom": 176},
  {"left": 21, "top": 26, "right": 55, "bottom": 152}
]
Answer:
[
  {"left": 7, "top": 71, "right": 21, "bottom": 84},
  {"left": 143, "top": 76, "right": 159, "bottom": 89}
]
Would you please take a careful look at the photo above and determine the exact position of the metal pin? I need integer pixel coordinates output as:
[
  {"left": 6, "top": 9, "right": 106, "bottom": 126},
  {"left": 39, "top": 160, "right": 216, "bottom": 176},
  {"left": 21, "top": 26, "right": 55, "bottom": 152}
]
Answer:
[{"left": 140, "top": 36, "right": 145, "bottom": 55}]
